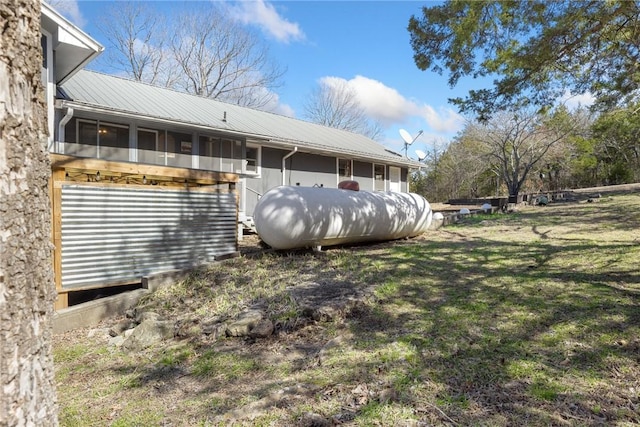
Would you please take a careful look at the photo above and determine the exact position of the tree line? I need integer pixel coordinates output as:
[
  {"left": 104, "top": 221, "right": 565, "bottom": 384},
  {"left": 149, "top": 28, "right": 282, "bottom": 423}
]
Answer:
[{"left": 411, "top": 103, "right": 640, "bottom": 202}]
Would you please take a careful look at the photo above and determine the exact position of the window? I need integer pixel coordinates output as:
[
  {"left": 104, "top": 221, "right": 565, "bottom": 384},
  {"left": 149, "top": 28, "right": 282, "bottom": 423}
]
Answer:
[
  {"left": 138, "top": 128, "right": 192, "bottom": 167},
  {"left": 374, "top": 164, "right": 386, "bottom": 191},
  {"left": 338, "top": 158, "right": 352, "bottom": 180},
  {"left": 245, "top": 144, "right": 261, "bottom": 174},
  {"left": 159, "top": 130, "right": 192, "bottom": 167},
  {"left": 163, "top": 130, "right": 192, "bottom": 156},
  {"left": 138, "top": 129, "right": 158, "bottom": 151},
  {"left": 99, "top": 123, "right": 129, "bottom": 149},
  {"left": 78, "top": 120, "right": 98, "bottom": 146},
  {"left": 198, "top": 135, "right": 255, "bottom": 173},
  {"left": 389, "top": 166, "right": 401, "bottom": 192},
  {"left": 138, "top": 128, "right": 161, "bottom": 164},
  {"left": 199, "top": 135, "right": 221, "bottom": 171},
  {"left": 74, "top": 119, "right": 129, "bottom": 161},
  {"left": 41, "top": 34, "right": 48, "bottom": 69}
]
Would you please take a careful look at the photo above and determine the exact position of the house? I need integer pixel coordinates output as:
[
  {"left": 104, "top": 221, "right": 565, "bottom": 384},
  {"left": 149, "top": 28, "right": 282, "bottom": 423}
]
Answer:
[
  {"left": 41, "top": 1, "right": 420, "bottom": 309},
  {"left": 55, "top": 69, "right": 420, "bottom": 224}
]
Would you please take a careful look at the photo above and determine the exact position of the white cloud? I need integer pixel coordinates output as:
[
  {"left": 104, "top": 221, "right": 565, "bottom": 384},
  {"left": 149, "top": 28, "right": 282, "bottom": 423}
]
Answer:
[
  {"left": 559, "top": 89, "right": 595, "bottom": 110},
  {"left": 319, "top": 75, "right": 464, "bottom": 134},
  {"left": 263, "top": 96, "right": 295, "bottom": 117},
  {"left": 225, "top": 0, "right": 304, "bottom": 44},
  {"left": 46, "top": 0, "right": 85, "bottom": 28}
]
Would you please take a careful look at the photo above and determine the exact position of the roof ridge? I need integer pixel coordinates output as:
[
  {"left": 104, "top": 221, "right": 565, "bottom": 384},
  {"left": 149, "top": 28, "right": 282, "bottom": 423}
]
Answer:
[{"left": 77, "top": 69, "right": 382, "bottom": 140}]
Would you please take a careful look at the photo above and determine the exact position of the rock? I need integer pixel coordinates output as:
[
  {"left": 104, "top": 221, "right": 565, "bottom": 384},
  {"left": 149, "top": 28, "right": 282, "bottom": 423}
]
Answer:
[
  {"left": 108, "top": 335, "right": 125, "bottom": 347},
  {"left": 226, "top": 310, "right": 263, "bottom": 337},
  {"left": 249, "top": 319, "right": 274, "bottom": 338},
  {"left": 136, "top": 311, "right": 162, "bottom": 324},
  {"left": 312, "top": 306, "right": 338, "bottom": 322},
  {"left": 122, "top": 319, "right": 174, "bottom": 351},
  {"left": 174, "top": 318, "right": 200, "bottom": 338},
  {"left": 298, "top": 412, "right": 331, "bottom": 427},
  {"left": 109, "top": 319, "right": 136, "bottom": 337},
  {"left": 201, "top": 322, "right": 227, "bottom": 340}
]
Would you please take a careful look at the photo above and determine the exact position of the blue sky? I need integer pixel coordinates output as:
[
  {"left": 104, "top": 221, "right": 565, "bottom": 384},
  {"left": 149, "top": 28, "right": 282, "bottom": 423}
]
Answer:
[{"left": 50, "top": 0, "right": 478, "bottom": 157}]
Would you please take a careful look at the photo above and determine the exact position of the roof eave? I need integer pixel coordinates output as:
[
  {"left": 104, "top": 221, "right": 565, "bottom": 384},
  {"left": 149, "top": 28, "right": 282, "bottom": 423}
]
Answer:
[{"left": 41, "top": 1, "right": 104, "bottom": 84}]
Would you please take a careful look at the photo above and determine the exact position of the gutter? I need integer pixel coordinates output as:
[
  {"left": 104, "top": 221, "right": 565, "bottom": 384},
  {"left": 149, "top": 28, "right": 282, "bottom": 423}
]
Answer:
[
  {"left": 282, "top": 147, "right": 298, "bottom": 186},
  {"left": 57, "top": 104, "right": 74, "bottom": 153}
]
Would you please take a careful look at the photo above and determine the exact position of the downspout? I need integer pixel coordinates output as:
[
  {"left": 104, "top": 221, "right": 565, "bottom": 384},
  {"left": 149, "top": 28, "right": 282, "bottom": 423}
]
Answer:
[
  {"left": 57, "top": 105, "right": 74, "bottom": 154},
  {"left": 282, "top": 147, "right": 298, "bottom": 186}
]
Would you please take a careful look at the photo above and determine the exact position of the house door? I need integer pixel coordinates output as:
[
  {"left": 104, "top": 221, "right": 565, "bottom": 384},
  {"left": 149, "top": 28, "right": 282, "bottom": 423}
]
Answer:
[{"left": 389, "top": 166, "right": 401, "bottom": 192}]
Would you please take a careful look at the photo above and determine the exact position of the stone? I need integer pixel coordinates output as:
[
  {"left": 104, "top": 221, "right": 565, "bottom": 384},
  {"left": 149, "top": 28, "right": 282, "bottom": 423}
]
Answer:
[
  {"left": 109, "top": 319, "right": 136, "bottom": 337},
  {"left": 109, "top": 335, "right": 125, "bottom": 347},
  {"left": 122, "top": 319, "right": 174, "bottom": 351},
  {"left": 249, "top": 319, "right": 274, "bottom": 338},
  {"left": 312, "top": 306, "right": 338, "bottom": 322},
  {"left": 298, "top": 412, "right": 331, "bottom": 427},
  {"left": 201, "top": 322, "right": 227, "bottom": 339},
  {"left": 136, "top": 310, "right": 161, "bottom": 324},
  {"left": 226, "top": 310, "right": 263, "bottom": 337}
]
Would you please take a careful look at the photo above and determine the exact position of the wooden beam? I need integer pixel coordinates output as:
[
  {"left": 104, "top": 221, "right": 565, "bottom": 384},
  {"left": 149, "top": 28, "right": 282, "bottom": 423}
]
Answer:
[
  {"left": 50, "top": 169, "right": 65, "bottom": 309},
  {"left": 51, "top": 154, "right": 238, "bottom": 184}
]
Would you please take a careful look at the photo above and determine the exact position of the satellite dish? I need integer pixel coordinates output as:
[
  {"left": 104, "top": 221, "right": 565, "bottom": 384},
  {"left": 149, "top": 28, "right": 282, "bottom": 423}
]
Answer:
[
  {"left": 399, "top": 129, "right": 414, "bottom": 145},
  {"left": 415, "top": 149, "right": 427, "bottom": 161}
]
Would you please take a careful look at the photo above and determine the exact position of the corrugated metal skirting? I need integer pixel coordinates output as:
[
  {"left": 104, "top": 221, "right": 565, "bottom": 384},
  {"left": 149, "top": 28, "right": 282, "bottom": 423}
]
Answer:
[{"left": 60, "top": 185, "right": 237, "bottom": 290}]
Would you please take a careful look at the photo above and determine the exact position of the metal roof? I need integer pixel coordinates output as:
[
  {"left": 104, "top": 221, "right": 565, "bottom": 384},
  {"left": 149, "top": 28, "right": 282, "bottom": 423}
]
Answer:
[{"left": 58, "top": 70, "right": 419, "bottom": 167}]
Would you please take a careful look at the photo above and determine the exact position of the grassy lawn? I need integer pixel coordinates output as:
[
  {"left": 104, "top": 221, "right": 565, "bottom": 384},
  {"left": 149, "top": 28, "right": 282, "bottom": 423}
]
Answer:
[{"left": 54, "top": 192, "right": 640, "bottom": 426}]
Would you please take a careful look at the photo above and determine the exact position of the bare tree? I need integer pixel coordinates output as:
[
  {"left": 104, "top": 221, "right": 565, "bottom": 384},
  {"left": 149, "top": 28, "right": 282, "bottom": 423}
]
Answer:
[
  {"left": 467, "top": 108, "right": 576, "bottom": 196},
  {"left": 437, "top": 135, "right": 491, "bottom": 198},
  {"left": 170, "top": 6, "right": 284, "bottom": 109},
  {"left": 98, "top": 2, "right": 285, "bottom": 110},
  {"left": 1, "top": 0, "right": 58, "bottom": 424},
  {"left": 303, "top": 79, "right": 383, "bottom": 140},
  {"left": 97, "top": 2, "right": 177, "bottom": 87}
]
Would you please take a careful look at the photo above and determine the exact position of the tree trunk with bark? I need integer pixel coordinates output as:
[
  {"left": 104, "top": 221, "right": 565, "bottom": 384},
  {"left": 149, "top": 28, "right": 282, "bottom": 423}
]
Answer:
[{"left": 0, "top": 0, "right": 59, "bottom": 425}]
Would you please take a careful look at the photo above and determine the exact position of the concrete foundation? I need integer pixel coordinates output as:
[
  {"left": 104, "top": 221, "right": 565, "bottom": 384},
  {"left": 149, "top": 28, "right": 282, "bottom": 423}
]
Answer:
[
  {"left": 53, "top": 254, "right": 239, "bottom": 334},
  {"left": 53, "top": 288, "right": 149, "bottom": 334}
]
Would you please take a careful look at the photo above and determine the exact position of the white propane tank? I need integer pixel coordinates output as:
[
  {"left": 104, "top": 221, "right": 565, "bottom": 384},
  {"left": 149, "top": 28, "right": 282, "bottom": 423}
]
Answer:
[{"left": 253, "top": 186, "right": 433, "bottom": 250}]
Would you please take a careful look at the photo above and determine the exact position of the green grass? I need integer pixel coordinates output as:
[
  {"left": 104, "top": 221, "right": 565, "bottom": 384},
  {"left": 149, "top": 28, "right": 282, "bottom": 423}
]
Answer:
[{"left": 54, "top": 192, "right": 640, "bottom": 426}]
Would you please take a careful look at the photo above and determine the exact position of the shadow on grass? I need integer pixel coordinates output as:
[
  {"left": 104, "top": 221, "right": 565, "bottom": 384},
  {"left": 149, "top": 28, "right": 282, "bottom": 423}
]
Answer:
[
  {"left": 332, "top": 197, "right": 640, "bottom": 424},
  {"left": 98, "top": 194, "right": 640, "bottom": 425}
]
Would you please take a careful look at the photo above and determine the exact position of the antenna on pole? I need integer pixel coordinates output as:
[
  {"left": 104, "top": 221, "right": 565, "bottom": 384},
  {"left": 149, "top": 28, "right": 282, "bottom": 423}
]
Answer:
[{"left": 399, "top": 129, "right": 423, "bottom": 158}]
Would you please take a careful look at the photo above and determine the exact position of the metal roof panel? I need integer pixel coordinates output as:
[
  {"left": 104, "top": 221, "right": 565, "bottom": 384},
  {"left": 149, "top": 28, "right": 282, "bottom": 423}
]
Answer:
[{"left": 59, "top": 70, "right": 417, "bottom": 166}]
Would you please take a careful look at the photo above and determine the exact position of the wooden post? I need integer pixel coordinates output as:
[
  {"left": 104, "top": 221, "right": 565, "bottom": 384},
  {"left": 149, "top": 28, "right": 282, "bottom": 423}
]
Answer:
[{"left": 51, "top": 168, "right": 67, "bottom": 309}]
